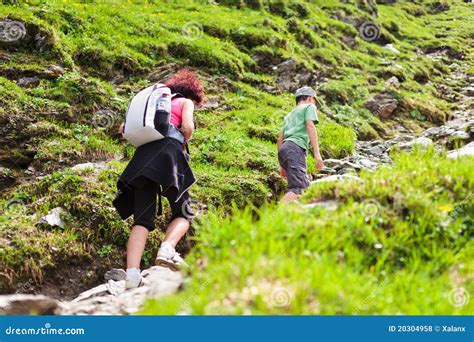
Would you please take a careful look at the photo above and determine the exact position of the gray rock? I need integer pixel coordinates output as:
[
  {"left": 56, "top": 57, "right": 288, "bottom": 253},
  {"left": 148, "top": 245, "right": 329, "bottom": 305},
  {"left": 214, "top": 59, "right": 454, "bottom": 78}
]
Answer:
[
  {"left": 202, "top": 97, "right": 219, "bottom": 109},
  {"left": 106, "top": 280, "right": 126, "bottom": 296},
  {"left": 383, "top": 44, "right": 400, "bottom": 54},
  {"left": 71, "top": 162, "right": 106, "bottom": 172},
  {"left": 357, "top": 158, "right": 378, "bottom": 170},
  {"left": 323, "top": 159, "right": 346, "bottom": 169},
  {"left": 17, "top": 76, "right": 40, "bottom": 88},
  {"left": 338, "top": 167, "right": 358, "bottom": 175},
  {"left": 367, "top": 144, "right": 386, "bottom": 156},
  {"left": 447, "top": 142, "right": 474, "bottom": 159},
  {"left": 318, "top": 167, "right": 337, "bottom": 175},
  {"left": 0, "top": 294, "right": 59, "bottom": 315},
  {"left": 38, "top": 207, "right": 65, "bottom": 229},
  {"left": 311, "top": 174, "right": 363, "bottom": 184},
  {"left": 144, "top": 266, "right": 183, "bottom": 297},
  {"left": 71, "top": 283, "right": 109, "bottom": 302},
  {"left": 463, "top": 86, "right": 474, "bottom": 97},
  {"left": 44, "top": 65, "right": 65, "bottom": 78},
  {"left": 384, "top": 76, "right": 400, "bottom": 88},
  {"left": 60, "top": 266, "right": 183, "bottom": 315},
  {"left": 274, "top": 59, "right": 297, "bottom": 91},
  {"left": 304, "top": 200, "right": 338, "bottom": 211},
  {"left": 365, "top": 91, "right": 399, "bottom": 119},
  {"left": 397, "top": 137, "right": 433, "bottom": 151}
]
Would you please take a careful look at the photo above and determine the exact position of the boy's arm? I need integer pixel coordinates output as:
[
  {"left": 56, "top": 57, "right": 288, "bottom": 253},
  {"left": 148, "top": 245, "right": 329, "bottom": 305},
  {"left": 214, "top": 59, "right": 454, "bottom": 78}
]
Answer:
[
  {"left": 305, "top": 120, "right": 324, "bottom": 170},
  {"left": 277, "top": 131, "right": 284, "bottom": 150},
  {"left": 277, "top": 131, "right": 287, "bottom": 178}
]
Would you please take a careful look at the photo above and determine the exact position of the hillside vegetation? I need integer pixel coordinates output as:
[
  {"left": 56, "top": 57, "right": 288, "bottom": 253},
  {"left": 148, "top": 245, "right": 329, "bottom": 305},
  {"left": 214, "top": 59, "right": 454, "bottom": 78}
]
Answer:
[
  {"left": 0, "top": 0, "right": 473, "bottom": 313},
  {"left": 144, "top": 149, "right": 473, "bottom": 314}
]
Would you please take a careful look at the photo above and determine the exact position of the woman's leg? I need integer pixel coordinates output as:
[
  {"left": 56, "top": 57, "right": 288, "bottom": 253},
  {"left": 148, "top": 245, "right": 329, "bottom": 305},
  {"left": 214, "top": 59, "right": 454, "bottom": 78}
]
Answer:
[
  {"left": 163, "top": 217, "right": 190, "bottom": 248},
  {"left": 162, "top": 191, "right": 192, "bottom": 247},
  {"left": 155, "top": 193, "right": 192, "bottom": 269},
  {"left": 127, "top": 179, "right": 157, "bottom": 269},
  {"left": 127, "top": 225, "right": 149, "bottom": 269}
]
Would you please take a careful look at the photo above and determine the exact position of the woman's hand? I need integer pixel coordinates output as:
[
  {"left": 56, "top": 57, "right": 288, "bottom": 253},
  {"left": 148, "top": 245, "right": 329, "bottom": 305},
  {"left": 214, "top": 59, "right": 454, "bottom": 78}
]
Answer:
[
  {"left": 280, "top": 166, "right": 288, "bottom": 179},
  {"left": 119, "top": 123, "right": 124, "bottom": 134}
]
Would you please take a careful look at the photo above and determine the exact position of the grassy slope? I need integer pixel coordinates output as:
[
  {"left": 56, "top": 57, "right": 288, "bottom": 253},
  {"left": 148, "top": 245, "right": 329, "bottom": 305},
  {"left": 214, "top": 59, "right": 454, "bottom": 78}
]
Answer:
[
  {"left": 143, "top": 149, "right": 474, "bottom": 314},
  {"left": 0, "top": 0, "right": 473, "bottom": 303}
]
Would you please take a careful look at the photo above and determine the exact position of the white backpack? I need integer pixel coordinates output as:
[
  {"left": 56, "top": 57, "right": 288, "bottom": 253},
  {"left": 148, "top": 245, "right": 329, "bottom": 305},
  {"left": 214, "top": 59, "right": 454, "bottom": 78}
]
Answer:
[{"left": 123, "top": 83, "right": 176, "bottom": 147}]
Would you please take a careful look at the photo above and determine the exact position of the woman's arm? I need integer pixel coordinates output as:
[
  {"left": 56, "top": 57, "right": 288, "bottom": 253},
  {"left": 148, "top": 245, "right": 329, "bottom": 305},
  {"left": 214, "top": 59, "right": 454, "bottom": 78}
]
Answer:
[{"left": 181, "top": 99, "right": 195, "bottom": 142}]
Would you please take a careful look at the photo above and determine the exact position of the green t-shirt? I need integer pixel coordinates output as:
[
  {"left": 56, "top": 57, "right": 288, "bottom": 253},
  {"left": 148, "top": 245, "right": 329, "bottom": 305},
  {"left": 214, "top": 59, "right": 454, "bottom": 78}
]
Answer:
[{"left": 281, "top": 103, "right": 319, "bottom": 150}]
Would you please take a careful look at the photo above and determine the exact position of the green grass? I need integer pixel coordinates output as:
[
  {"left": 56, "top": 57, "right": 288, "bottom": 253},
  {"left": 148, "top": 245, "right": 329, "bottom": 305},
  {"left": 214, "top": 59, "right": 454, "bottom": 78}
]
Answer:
[
  {"left": 1, "top": 0, "right": 473, "bottom": 308},
  {"left": 142, "top": 149, "right": 473, "bottom": 314}
]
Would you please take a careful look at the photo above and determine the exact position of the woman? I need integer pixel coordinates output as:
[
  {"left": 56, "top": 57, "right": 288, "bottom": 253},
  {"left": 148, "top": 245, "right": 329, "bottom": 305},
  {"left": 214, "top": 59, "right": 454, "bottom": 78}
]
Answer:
[{"left": 112, "top": 69, "right": 205, "bottom": 289}]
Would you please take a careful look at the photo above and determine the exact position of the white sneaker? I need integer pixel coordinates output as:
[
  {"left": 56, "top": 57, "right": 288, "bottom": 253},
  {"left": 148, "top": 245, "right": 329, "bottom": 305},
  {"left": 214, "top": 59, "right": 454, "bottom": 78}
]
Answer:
[
  {"left": 155, "top": 245, "right": 187, "bottom": 271},
  {"left": 125, "top": 268, "right": 143, "bottom": 289}
]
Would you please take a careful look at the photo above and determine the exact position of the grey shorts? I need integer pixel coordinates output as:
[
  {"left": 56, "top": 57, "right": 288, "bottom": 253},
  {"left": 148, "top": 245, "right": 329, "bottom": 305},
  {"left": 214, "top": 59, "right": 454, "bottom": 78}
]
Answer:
[{"left": 278, "top": 140, "right": 310, "bottom": 195}]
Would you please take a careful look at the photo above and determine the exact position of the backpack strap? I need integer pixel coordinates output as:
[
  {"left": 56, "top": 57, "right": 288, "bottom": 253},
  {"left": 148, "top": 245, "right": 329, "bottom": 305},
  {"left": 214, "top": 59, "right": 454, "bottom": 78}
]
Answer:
[{"left": 157, "top": 185, "right": 163, "bottom": 216}]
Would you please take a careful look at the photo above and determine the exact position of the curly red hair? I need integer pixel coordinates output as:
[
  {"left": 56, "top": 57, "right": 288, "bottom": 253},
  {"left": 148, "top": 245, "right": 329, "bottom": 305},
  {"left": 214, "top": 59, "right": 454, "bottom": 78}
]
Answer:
[{"left": 165, "top": 69, "right": 205, "bottom": 106}]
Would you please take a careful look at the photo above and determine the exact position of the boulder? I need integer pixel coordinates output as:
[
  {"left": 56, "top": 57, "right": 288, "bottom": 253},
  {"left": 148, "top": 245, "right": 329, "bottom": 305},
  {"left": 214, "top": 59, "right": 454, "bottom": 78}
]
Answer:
[
  {"left": 38, "top": 207, "right": 65, "bottom": 229},
  {"left": 201, "top": 97, "right": 219, "bottom": 109},
  {"left": 311, "top": 174, "right": 363, "bottom": 184},
  {"left": 61, "top": 265, "right": 183, "bottom": 315},
  {"left": 397, "top": 137, "right": 434, "bottom": 151},
  {"left": 71, "top": 162, "right": 106, "bottom": 172},
  {"left": 0, "top": 294, "right": 59, "bottom": 315},
  {"left": 367, "top": 144, "right": 386, "bottom": 156},
  {"left": 447, "top": 142, "right": 474, "bottom": 159},
  {"left": 17, "top": 76, "right": 40, "bottom": 88},
  {"left": 274, "top": 59, "right": 297, "bottom": 91},
  {"left": 43, "top": 65, "right": 65, "bottom": 79},
  {"left": 384, "top": 76, "right": 400, "bottom": 88},
  {"left": 365, "top": 91, "right": 399, "bottom": 119},
  {"left": 357, "top": 158, "right": 378, "bottom": 170},
  {"left": 144, "top": 266, "right": 183, "bottom": 297}
]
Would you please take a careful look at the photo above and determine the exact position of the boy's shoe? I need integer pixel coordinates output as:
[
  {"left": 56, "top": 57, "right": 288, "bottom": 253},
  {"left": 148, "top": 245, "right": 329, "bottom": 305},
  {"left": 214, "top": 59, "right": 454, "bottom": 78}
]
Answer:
[{"left": 155, "top": 246, "right": 187, "bottom": 271}]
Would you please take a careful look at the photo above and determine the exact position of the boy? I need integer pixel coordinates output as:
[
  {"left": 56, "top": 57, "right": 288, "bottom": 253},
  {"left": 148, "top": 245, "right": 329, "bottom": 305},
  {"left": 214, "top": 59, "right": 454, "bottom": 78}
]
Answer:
[{"left": 277, "top": 86, "right": 324, "bottom": 202}]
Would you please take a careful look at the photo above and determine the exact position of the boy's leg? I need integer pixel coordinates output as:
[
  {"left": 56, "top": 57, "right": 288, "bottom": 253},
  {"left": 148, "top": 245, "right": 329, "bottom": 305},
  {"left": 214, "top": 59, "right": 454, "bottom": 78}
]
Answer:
[
  {"left": 281, "top": 191, "right": 299, "bottom": 203},
  {"left": 279, "top": 141, "right": 309, "bottom": 202},
  {"left": 278, "top": 142, "right": 290, "bottom": 197}
]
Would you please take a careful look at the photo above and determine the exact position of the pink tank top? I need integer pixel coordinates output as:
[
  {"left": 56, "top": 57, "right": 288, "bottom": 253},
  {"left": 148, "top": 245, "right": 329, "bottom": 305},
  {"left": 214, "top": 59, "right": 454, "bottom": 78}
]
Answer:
[{"left": 170, "top": 97, "right": 185, "bottom": 127}]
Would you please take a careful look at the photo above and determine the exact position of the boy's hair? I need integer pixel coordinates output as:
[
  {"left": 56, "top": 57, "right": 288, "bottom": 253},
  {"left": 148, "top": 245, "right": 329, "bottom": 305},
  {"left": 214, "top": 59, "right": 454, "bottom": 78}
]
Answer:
[{"left": 295, "top": 95, "right": 311, "bottom": 105}]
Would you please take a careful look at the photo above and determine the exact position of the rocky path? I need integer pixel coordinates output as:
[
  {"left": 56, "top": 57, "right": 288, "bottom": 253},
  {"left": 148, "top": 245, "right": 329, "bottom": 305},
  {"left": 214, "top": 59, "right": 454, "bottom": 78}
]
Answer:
[
  {"left": 1, "top": 58, "right": 472, "bottom": 316},
  {"left": 314, "top": 60, "right": 473, "bottom": 181},
  {"left": 1, "top": 266, "right": 183, "bottom": 315}
]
